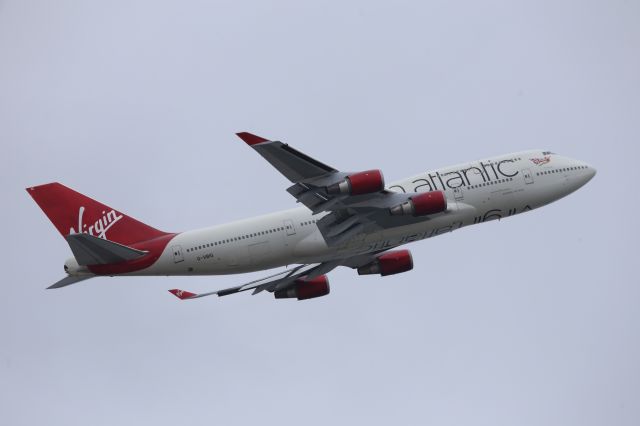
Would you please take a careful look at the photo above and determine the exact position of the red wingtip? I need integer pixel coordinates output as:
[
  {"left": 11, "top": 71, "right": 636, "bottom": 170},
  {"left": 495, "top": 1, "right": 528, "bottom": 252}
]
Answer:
[
  {"left": 236, "top": 132, "right": 269, "bottom": 146},
  {"left": 168, "top": 289, "right": 197, "bottom": 300}
]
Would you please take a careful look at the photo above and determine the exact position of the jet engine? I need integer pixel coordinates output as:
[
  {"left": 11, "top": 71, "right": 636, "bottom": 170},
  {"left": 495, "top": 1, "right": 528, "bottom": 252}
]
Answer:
[
  {"left": 327, "top": 170, "right": 385, "bottom": 196},
  {"left": 357, "top": 250, "right": 414, "bottom": 276},
  {"left": 274, "top": 275, "right": 330, "bottom": 300},
  {"left": 389, "top": 190, "right": 447, "bottom": 216}
]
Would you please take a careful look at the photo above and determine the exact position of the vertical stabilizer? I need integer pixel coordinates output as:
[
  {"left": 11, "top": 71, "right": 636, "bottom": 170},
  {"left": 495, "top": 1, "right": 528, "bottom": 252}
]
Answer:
[{"left": 27, "top": 182, "right": 169, "bottom": 245}]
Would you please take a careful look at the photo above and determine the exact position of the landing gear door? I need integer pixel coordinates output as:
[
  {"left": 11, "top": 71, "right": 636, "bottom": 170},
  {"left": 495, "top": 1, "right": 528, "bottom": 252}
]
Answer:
[
  {"left": 171, "top": 245, "right": 184, "bottom": 263},
  {"left": 522, "top": 168, "right": 534, "bottom": 184}
]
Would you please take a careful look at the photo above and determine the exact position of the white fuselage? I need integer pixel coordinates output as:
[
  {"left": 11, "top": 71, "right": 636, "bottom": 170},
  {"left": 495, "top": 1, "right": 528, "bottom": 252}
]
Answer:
[{"left": 103, "top": 150, "right": 595, "bottom": 277}]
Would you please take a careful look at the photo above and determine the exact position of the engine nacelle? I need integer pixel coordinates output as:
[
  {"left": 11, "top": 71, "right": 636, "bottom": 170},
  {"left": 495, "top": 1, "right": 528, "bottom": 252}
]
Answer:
[
  {"left": 274, "top": 275, "right": 330, "bottom": 300},
  {"left": 357, "top": 250, "right": 414, "bottom": 276},
  {"left": 389, "top": 190, "right": 447, "bottom": 216},
  {"left": 327, "top": 170, "right": 385, "bottom": 196}
]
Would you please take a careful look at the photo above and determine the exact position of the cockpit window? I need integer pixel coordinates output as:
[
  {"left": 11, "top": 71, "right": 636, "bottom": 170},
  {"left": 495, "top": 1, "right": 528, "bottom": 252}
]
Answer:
[{"left": 542, "top": 151, "right": 556, "bottom": 155}]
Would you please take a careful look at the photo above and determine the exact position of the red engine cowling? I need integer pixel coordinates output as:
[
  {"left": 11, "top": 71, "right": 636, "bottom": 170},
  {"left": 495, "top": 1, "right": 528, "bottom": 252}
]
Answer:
[
  {"left": 357, "top": 250, "right": 414, "bottom": 276},
  {"left": 274, "top": 275, "right": 330, "bottom": 300},
  {"left": 327, "top": 170, "right": 384, "bottom": 196},
  {"left": 389, "top": 190, "right": 447, "bottom": 216}
]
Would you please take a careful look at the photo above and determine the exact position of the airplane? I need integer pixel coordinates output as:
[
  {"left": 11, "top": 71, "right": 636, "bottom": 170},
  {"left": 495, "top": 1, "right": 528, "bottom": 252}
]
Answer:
[{"left": 27, "top": 132, "right": 596, "bottom": 301}]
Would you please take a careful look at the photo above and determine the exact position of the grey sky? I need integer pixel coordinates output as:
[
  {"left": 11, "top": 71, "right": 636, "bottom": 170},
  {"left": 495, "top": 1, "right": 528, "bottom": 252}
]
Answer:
[{"left": 1, "top": 1, "right": 639, "bottom": 425}]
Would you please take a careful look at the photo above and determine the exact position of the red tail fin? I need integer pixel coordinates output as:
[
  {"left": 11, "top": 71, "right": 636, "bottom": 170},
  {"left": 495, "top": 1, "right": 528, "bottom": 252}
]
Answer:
[{"left": 27, "top": 182, "right": 169, "bottom": 245}]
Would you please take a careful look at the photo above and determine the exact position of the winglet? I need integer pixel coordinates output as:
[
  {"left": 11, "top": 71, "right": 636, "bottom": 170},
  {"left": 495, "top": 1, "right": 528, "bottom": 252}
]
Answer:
[
  {"left": 236, "top": 132, "right": 270, "bottom": 146},
  {"left": 168, "top": 289, "right": 198, "bottom": 300}
]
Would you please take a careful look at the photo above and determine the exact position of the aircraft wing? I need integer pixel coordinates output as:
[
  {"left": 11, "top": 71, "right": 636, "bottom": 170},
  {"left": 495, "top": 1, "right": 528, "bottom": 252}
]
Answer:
[
  {"left": 236, "top": 132, "right": 449, "bottom": 246},
  {"left": 168, "top": 261, "right": 341, "bottom": 300}
]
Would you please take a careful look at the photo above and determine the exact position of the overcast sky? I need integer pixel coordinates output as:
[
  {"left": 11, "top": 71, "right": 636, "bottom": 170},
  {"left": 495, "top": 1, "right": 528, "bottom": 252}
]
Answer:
[{"left": 1, "top": 1, "right": 639, "bottom": 425}]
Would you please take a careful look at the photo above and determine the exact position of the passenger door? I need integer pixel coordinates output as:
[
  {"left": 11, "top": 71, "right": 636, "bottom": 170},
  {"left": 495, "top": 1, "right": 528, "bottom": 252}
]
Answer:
[
  {"left": 453, "top": 187, "right": 464, "bottom": 201},
  {"left": 284, "top": 219, "right": 296, "bottom": 236},
  {"left": 171, "top": 245, "right": 184, "bottom": 263}
]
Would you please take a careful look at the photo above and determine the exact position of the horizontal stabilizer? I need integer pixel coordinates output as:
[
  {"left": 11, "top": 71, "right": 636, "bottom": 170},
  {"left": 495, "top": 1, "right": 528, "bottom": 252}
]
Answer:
[
  {"left": 48, "top": 275, "right": 93, "bottom": 289},
  {"left": 66, "top": 233, "right": 148, "bottom": 266}
]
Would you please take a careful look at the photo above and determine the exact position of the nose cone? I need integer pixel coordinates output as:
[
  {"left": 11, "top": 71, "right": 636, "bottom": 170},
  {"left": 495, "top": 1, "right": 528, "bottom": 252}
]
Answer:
[
  {"left": 582, "top": 163, "right": 597, "bottom": 183},
  {"left": 571, "top": 161, "right": 597, "bottom": 189}
]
